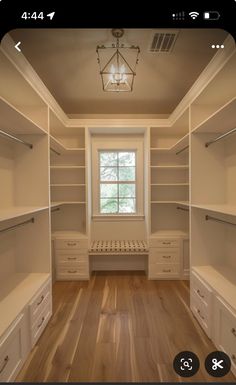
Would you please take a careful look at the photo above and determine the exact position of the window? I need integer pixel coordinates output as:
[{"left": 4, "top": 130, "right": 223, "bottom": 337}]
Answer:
[
  {"left": 99, "top": 151, "right": 136, "bottom": 214},
  {"left": 92, "top": 135, "right": 144, "bottom": 219}
]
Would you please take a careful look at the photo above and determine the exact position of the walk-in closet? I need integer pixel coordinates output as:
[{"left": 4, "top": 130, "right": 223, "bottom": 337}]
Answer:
[{"left": 0, "top": 28, "right": 235, "bottom": 382}]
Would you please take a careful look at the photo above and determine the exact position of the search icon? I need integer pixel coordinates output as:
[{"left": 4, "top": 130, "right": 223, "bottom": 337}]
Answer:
[{"left": 173, "top": 351, "right": 200, "bottom": 377}]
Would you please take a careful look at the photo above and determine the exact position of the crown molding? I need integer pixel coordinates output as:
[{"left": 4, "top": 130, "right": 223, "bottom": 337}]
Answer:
[
  {"left": 0, "top": 34, "right": 68, "bottom": 126},
  {"left": 169, "top": 34, "right": 236, "bottom": 126},
  {"left": 1, "top": 33, "right": 235, "bottom": 129}
]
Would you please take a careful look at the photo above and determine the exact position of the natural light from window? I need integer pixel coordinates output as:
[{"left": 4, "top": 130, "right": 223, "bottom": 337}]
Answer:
[{"left": 99, "top": 151, "right": 136, "bottom": 214}]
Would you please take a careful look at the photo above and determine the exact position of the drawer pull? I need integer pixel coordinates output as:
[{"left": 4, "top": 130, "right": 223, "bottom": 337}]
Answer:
[
  {"left": 38, "top": 316, "right": 45, "bottom": 329},
  {"left": 37, "top": 295, "right": 44, "bottom": 306},
  {"left": 163, "top": 255, "right": 171, "bottom": 259},
  {"left": 232, "top": 354, "right": 236, "bottom": 363},
  {"left": 197, "top": 289, "right": 205, "bottom": 299},
  {"left": 68, "top": 270, "right": 77, "bottom": 273},
  {"left": 67, "top": 257, "right": 77, "bottom": 260},
  {"left": 163, "top": 269, "right": 171, "bottom": 273},
  {"left": 197, "top": 309, "right": 205, "bottom": 320},
  {"left": 0, "top": 356, "right": 9, "bottom": 374},
  {"left": 162, "top": 242, "right": 171, "bottom": 245},
  {"left": 231, "top": 328, "right": 236, "bottom": 337},
  {"left": 67, "top": 242, "right": 77, "bottom": 246}
]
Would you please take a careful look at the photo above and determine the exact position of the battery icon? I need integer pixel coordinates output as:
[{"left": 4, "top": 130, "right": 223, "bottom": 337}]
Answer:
[{"left": 204, "top": 11, "right": 220, "bottom": 20}]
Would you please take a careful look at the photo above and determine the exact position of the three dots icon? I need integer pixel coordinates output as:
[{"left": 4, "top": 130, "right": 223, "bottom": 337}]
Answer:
[{"left": 211, "top": 44, "right": 224, "bottom": 49}]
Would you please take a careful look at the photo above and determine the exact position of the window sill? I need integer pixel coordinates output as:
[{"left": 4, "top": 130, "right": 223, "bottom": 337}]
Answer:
[{"left": 92, "top": 215, "right": 145, "bottom": 222}]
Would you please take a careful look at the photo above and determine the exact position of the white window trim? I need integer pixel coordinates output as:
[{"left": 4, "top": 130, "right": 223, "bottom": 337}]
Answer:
[{"left": 92, "top": 136, "right": 144, "bottom": 218}]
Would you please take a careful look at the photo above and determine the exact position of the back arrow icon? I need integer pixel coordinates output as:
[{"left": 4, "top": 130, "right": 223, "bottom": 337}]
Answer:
[{"left": 15, "top": 42, "right": 21, "bottom": 52}]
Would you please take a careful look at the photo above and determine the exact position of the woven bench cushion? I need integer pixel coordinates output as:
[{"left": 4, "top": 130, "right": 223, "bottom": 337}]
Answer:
[{"left": 90, "top": 240, "right": 148, "bottom": 253}]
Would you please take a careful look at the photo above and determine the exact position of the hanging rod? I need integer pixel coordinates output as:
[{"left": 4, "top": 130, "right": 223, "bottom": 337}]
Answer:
[
  {"left": 177, "top": 206, "right": 189, "bottom": 212},
  {"left": 176, "top": 145, "right": 189, "bottom": 155},
  {"left": 0, "top": 129, "right": 33, "bottom": 149},
  {"left": 205, "top": 215, "right": 236, "bottom": 227},
  {"left": 50, "top": 147, "right": 61, "bottom": 156},
  {"left": 51, "top": 207, "right": 60, "bottom": 213},
  {"left": 0, "top": 218, "right": 34, "bottom": 234},
  {"left": 205, "top": 127, "right": 236, "bottom": 147}
]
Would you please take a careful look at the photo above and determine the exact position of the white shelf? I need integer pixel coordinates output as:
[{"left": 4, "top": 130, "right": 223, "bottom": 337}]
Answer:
[
  {"left": 50, "top": 166, "right": 85, "bottom": 169},
  {"left": 150, "top": 165, "right": 189, "bottom": 169},
  {"left": 0, "top": 97, "right": 47, "bottom": 136},
  {"left": 193, "top": 265, "right": 236, "bottom": 311},
  {"left": 176, "top": 201, "right": 190, "bottom": 207},
  {"left": 192, "top": 97, "right": 236, "bottom": 134},
  {"left": 151, "top": 201, "right": 189, "bottom": 205},
  {"left": 51, "top": 201, "right": 86, "bottom": 206},
  {"left": 150, "top": 133, "right": 189, "bottom": 152},
  {"left": 51, "top": 230, "right": 87, "bottom": 239},
  {"left": 171, "top": 133, "right": 189, "bottom": 153},
  {"left": 50, "top": 184, "right": 85, "bottom": 187},
  {"left": 50, "top": 135, "right": 85, "bottom": 153},
  {"left": 150, "top": 229, "right": 189, "bottom": 238},
  {"left": 0, "top": 273, "right": 50, "bottom": 338},
  {"left": 191, "top": 203, "right": 236, "bottom": 217},
  {"left": 151, "top": 183, "right": 189, "bottom": 186},
  {"left": 0, "top": 206, "right": 49, "bottom": 222}
]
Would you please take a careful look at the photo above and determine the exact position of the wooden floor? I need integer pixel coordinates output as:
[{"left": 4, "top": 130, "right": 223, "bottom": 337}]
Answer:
[{"left": 17, "top": 272, "right": 235, "bottom": 382}]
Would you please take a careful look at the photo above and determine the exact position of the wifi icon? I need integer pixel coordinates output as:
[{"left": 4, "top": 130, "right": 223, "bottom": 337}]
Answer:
[{"left": 189, "top": 11, "right": 199, "bottom": 19}]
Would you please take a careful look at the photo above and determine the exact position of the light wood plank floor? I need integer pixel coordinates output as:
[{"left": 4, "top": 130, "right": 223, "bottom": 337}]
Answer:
[{"left": 17, "top": 272, "right": 235, "bottom": 382}]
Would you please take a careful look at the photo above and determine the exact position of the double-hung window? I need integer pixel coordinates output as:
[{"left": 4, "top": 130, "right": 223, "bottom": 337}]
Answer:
[{"left": 99, "top": 151, "right": 136, "bottom": 214}]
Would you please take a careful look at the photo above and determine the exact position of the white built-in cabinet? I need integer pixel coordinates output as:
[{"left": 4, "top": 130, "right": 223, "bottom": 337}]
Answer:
[
  {"left": 49, "top": 110, "right": 89, "bottom": 280},
  {"left": 0, "top": 49, "right": 52, "bottom": 381},
  {"left": 190, "top": 51, "right": 236, "bottom": 376},
  {"left": 148, "top": 109, "right": 190, "bottom": 279}
]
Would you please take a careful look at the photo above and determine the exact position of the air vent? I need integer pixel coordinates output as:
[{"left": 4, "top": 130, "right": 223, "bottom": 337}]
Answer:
[{"left": 149, "top": 31, "right": 179, "bottom": 53}]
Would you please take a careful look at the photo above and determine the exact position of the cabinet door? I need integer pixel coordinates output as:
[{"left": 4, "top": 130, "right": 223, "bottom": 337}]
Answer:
[
  {"left": 0, "top": 313, "right": 28, "bottom": 382},
  {"left": 214, "top": 296, "right": 236, "bottom": 376}
]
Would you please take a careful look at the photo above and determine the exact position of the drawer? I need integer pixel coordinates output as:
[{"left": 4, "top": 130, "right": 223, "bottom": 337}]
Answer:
[
  {"left": 191, "top": 271, "right": 212, "bottom": 307},
  {"left": 56, "top": 266, "right": 89, "bottom": 280},
  {"left": 0, "top": 313, "right": 27, "bottom": 382},
  {"left": 55, "top": 239, "right": 88, "bottom": 250},
  {"left": 29, "top": 279, "right": 51, "bottom": 325},
  {"left": 191, "top": 294, "right": 211, "bottom": 338},
  {"left": 55, "top": 251, "right": 88, "bottom": 264},
  {"left": 149, "top": 238, "right": 180, "bottom": 248},
  {"left": 214, "top": 296, "right": 236, "bottom": 376},
  {"left": 149, "top": 263, "right": 180, "bottom": 279},
  {"left": 149, "top": 248, "right": 180, "bottom": 264},
  {"left": 31, "top": 301, "right": 52, "bottom": 347},
  {"left": 56, "top": 261, "right": 88, "bottom": 270}
]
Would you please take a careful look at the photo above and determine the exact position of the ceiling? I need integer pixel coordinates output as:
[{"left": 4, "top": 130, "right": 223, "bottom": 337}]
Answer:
[{"left": 9, "top": 28, "right": 229, "bottom": 117}]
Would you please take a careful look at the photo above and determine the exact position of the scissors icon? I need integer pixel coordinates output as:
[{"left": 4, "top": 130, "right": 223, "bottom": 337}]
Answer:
[{"left": 212, "top": 358, "right": 224, "bottom": 370}]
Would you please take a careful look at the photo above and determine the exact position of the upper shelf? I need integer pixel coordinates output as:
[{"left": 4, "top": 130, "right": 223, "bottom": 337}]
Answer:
[
  {"left": 191, "top": 203, "right": 236, "bottom": 217},
  {"left": 50, "top": 135, "right": 85, "bottom": 154},
  {"left": 192, "top": 97, "right": 236, "bottom": 135},
  {"left": 50, "top": 166, "right": 85, "bottom": 169},
  {"left": 151, "top": 133, "right": 189, "bottom": 153},
  {"left": 0, "top": 97, "right": 47, "bottom": 136},
  {"left": 0, "top": 206, "right": 49, "bottom": 223},
  {"left": 150, "top": 165, "right": 189, "bottom": 169}
]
